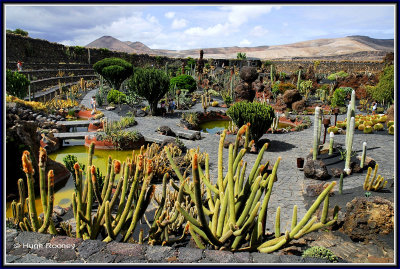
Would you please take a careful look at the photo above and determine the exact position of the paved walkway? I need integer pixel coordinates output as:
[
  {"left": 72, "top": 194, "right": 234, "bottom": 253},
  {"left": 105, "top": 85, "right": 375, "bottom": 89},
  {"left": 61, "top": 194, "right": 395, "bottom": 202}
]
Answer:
[{"left": 81, "top": 89, "right": 395, "bottom": 231}]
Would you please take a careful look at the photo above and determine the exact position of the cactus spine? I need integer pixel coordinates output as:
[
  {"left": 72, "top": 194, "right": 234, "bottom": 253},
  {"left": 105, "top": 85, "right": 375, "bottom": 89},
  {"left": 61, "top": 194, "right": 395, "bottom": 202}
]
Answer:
[
  {"left": 313, "top": 107, "right": 321, "bottom": 160},
  {"left": 360, "top": 142, "right": 367, "bottom": 169},
  {"left": 328, "top": 132, "right": 334, "bottom": 155},
  {"left": 344, "top": 117, "right": 355, "bottom": 174}
]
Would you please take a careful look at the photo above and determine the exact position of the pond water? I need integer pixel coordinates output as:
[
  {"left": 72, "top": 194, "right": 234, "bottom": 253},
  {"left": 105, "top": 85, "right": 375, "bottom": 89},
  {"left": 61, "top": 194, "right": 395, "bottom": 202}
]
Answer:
[
  {"left": 199, "top": 120, "right": 232, "bottom": 134},
  {"left": 6, "top": 144, "right": 138, "bottom": 217},
  {"left": 198, "top": 120, "right": 295, "bottom": 135}
]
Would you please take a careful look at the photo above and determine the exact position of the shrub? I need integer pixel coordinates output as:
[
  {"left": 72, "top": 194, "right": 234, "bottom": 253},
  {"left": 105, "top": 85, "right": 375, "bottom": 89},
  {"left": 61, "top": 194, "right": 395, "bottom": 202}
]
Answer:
[
  {"left": 327, "top": 71, "right": 348, "bottom": 81},
  {"left": 227, "top": 101, "right": 275, "bottom": 142},
  {"left": 276, "top": 82, "right": 296, "bottom": 93},
  {"left": 302, "top": 246, "right": 339, "bottom": 263},
  {"left": 6, "top": 69, "right": 30, "bottom": 99},
  {"left": 7, "top": 28, "right": 28, "bottom": 36},
  {"left": 107, "top": 89, "right": 126, "bottom": 104},
  {"left": 93, "top": 58, "right": 133, "bottom": 91},
  {"left": 170, "top": 74, "right": 197, "bottom": 93},
  {"left": 330, "top": 88, "right": 346, "bottom": 108},
  {"left": 128, "top": 67, "right": 170, "bottom": 116},
  {"left": 367, "top": 65, "right": 394, "bottom": 105},
  {"left": 63, "top": 155, "right": 85, "bottom": 174}
]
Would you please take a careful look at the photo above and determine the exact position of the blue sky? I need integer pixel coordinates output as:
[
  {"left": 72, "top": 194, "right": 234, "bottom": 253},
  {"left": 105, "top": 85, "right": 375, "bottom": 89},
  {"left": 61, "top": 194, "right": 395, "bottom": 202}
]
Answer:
[{"left": 5, "top": 4, "right": 395, "bottom": 50}]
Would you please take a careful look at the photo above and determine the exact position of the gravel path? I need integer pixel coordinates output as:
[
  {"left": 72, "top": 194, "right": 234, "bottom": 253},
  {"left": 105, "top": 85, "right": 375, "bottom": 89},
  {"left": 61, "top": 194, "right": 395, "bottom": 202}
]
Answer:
[{"left": 81, "top": 89, "right": 395, "bottom": 231}]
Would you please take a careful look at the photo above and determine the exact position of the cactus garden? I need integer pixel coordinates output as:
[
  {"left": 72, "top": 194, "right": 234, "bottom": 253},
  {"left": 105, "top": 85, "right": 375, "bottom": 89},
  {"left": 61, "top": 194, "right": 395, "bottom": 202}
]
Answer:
[{"left": 5, "top": 4, "right": 395, "bottom": 265}]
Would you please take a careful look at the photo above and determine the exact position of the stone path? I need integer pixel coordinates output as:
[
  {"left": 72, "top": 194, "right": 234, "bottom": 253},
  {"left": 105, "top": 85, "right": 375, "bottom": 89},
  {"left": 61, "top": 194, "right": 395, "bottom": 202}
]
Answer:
[
  {"left": 7, "top": 89, "right": 392, "bottom": 264},
  {"left": 81, "top": 89, "right": 395, "bottom": 231}
]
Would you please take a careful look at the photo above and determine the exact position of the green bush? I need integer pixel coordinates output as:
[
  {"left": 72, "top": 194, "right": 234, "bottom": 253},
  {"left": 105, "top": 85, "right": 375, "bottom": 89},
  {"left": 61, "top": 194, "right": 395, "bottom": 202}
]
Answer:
[
  {"left": 331, "top": 88, "right": 346, "bottom": 108},
  {"left": 227, "top": 101, "right": 275, "bottom": 142},
  {"left": 170, "top": 74, "right": 197, "bottom": 93},
  {"left": 367, "top": 65, "right": 394, "bottom": 105},
  {"left": 107, "top": 89, "right": 126, "bottom": 104},
  {"left": 7, "top": 28, "right": 28, "bottom": 36},
  {"left": 128, "top": 67, "right": 170, "bottom": 115},
  {"left": 6, "top": 69, "right": 30, "bottom": 98},
  {"left": 93, "top": 58, "right": 133, "bottom": 91},
  {"left": 302, "top": 246, "right": 338, "bottom": 263},
  {"left": 327, "top": 71, "right": 348, "bottom": 80},
  {"left": 63, "top": 155, "right": 85, "bottom": 174}
]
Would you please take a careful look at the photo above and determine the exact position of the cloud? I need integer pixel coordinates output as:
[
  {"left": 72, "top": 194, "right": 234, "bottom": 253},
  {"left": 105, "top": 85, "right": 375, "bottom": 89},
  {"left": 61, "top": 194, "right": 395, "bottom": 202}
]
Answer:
[
  {"left": 222, "top": 5, "right": 281, "bottom": 27},
  {"left": 240, "top": 39, "right": 251, "bottom": 46},
  {"left": 184, "top": 23, "right": 231, "bottom": 37},
  {"left": 165, "top": 11, "right": 175, "bottom": 19},
  {"left": 250, "top": 25, "right": 269, "bottom": 37},
  {"left": 171, "top": 18, "right": 187, "bottom": 29}
]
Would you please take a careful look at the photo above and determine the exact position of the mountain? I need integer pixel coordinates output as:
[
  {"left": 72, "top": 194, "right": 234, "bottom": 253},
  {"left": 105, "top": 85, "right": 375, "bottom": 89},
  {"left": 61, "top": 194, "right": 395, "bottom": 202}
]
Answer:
[{"left": 85, "top": 35, "right": 393, "bottom": 61}]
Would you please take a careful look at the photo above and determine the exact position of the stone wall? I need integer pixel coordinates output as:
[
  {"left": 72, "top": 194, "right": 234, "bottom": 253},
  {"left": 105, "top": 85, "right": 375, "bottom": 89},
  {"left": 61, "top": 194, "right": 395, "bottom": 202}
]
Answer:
[{"left": 6, "top": 33, "right": 385, "bottom": 75}]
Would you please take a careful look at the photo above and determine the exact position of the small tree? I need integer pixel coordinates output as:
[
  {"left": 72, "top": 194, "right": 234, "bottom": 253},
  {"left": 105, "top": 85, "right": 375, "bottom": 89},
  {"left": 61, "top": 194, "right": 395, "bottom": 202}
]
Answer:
[
  {"left": 127, "top": 67, "right": 170, "bottom": 116},
  {"left": 170, "top": 74, "right": 197, "bottom": 93},
  {"left": 237, "top": 52, "right": 247, "bottom": 60},
  {"left": 93, "top": 58, "right": 133, "bottom": 91},
  {"left": 6, "top": 69, "right": 30, "bottom": 98}
]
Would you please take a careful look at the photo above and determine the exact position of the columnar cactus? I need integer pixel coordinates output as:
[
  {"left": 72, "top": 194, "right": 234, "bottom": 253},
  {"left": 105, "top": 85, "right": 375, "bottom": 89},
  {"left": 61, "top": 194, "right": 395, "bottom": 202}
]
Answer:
[
  {"left": 166, "top": 125, "right": 338, "bottom": 252},
  {"left": 313, "top": 107, "right": 321, "bottom": 160},
  {"left": 360, "top": 142, "right": 367, "bottom": 169},
  {"left": 328, "top": 132, "right": 334, "bottom": 155},
  {"left": 344, "top": 117, "right": 355, "bottom": 174},
  {"left": 201, "top": 93, "right": 211, "bottom": 113},
  {"left": 297, "top": 70, "right": 301, "bottom": 91},
  {"left": 363, "top": 164, "right": 387, "bottom": 191},
  {"left": 13, "top": 149, "right": 55, "bottom": 234}
]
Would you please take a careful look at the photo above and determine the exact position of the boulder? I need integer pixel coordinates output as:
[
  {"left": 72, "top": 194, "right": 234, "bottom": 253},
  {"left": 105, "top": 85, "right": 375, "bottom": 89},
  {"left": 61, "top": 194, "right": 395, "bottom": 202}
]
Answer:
[
  {"left": 282, "top": 90, "right": 302, "bottom": 107},
  {"left": 304, "top": 158, "right": 330, "bottom": 180},
  {"left": 223, "top": 135, "right": 244, "bottom": 149},
  {"left": 330, "top": 168, "right": 343, "bottom": 178},
  {"left": 157, "top": 126, "right": 176, "bottom": 137},
  {"left": 304, "top": 182, "right": 334, "bottom": 197},
  {"left": 342, "top": 197, "right": 394, "bottom": 241},
  {"left": 292, "top": 99, "right": 306, "bottom": 112},
  {"left": 235, "top": 82, "right": 255, "bottom": 102},
  {"left": 135, "top": 109, "right": 148, "bottom": 117},
  {"left": 239, "top": 66, "right": 258, "bottom": 82}
]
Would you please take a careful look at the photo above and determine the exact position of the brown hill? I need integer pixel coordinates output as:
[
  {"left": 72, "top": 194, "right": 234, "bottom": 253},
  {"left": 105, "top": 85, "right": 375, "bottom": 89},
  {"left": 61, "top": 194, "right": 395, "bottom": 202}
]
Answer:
[{"left": 86, "top": 35, "right": 393, "bottom": 61}]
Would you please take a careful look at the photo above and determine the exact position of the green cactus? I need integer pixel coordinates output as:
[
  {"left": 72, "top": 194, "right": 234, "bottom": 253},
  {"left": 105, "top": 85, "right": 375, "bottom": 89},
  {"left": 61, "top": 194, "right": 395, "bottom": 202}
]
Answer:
[
  {"left": 363, "top": 125, "right": 373, "bottom": 134},
  {"left": 297, "top": 69, "right": 301, "bottom": 91},
  {"left": 302, "top": 246, "right": 339, "bottom": 263},
  {"left": 16, "top": 149, "right": 56, "bottom": 234},
  {"left": 339, "top": 173, "right": 344, "bottom": 195},
  {"left": 388, "top": 124, "right": 394, "bottom": 135},
  {"left": 227, "top": 101, "right": 275, "bottom": 142},
  {"left": 166, "top": 124, "right": 338, "bottom": 252},
  {"left": 373, "top": 123, "right": 384, "bottom": 131}
]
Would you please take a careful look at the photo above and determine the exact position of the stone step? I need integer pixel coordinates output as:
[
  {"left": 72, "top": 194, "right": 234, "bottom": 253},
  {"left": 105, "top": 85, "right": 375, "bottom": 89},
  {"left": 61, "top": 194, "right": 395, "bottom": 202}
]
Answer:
[{"left": 56, "top": 119, "right": 100, "bottom": 127}]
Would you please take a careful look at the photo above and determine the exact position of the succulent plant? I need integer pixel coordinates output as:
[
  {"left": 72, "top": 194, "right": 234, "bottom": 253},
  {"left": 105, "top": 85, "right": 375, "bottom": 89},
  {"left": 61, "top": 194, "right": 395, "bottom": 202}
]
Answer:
[
  {"left": 358, "top": 124, "right": 365, "bottom": 131},
  {"left": 373, "top": 123, "right": 384, "bottom": 131},
  {"left": 363, "top": 164, "right": 387, "bottom": 191},
  {"left": 302, "top": 246, "right": 339, "bottom": 263},
  {"left": 363, "top": 126, "right": 373, "bottom": 134},
  {"left": 388, "top": 125, "right": 394, "bottom": 135}
]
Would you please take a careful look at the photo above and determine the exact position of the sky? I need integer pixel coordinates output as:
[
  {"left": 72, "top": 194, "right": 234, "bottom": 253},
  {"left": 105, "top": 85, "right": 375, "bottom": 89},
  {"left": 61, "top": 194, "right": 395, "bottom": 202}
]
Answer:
[{"left": 5, "top": 4, "right": 395, "bottom": 50}]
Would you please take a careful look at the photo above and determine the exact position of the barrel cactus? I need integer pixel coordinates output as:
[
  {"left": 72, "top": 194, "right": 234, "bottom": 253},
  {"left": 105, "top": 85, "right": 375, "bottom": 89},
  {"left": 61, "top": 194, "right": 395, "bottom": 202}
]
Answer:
[
  {"left": 363, "top": 126, "right": 373, "bottom": 134},
  {"left": 327, "top": 126, "right": 339, "bottom": 134},
  {"left": 388, "top": 125, "right": 394, "bottom": 135},
  {"left": 227, "top": 101, "right": 275, "bottom": 142},
  {"left": 387, "top": 120, "right": 394, "bottom": 128},
  {"left": 358, "top": 124, "right": 365, "bottom": 131},
  {"left": 373, "top": 123, "right": 384, "bottom": 131}
]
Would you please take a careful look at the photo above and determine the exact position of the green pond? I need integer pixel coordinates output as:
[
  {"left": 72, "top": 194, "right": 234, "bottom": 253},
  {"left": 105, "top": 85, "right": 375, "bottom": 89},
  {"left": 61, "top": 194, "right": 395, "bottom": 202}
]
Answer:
[
  {"left": 199, "top": 120, "right": 294, "bottom": 134},
  {"left": 6, "top": 143, "right": 138, "bottom": 217}
]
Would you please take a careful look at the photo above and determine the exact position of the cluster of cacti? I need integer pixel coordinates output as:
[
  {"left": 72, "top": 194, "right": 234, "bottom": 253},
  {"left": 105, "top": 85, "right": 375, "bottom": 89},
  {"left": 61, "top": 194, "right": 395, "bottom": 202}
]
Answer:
[
  {"left": 72, "top": 143, "right": 156, "bottom": 242},
  {"left": 165, "top": 126, "right": 338, "bottom": 252},
  {"left": 11, "top": 148, "right": 56, "bottom": 234},
  {"left": 227, "top": 120, "right": 236, "bottom": 133},
  {"left": 144, "top": 143, "right": 182, "bottom": 180},
  {"left": 345, "top": 114, "right": 390, "bottom": 134},
  {"left": 363, "top": 164, "right": 388, "bottom": 191},
  {"left": 201, "top": 93, "right": 211, "bottom": 113},
  {"left": 227, "top": 101, "right": 275, "bottom": 142},
  {"left": 271, "top": 113, "right": 279, "bottom": 133}
]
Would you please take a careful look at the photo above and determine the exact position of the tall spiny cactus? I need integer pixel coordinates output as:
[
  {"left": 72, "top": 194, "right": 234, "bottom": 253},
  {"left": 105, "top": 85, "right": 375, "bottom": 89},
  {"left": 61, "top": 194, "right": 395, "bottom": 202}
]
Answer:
[
  {"left": 360, "top": 142, "right": 367, "bottom": 169},
  {"left": 297, "top": 70, "right": 302, "bottom": 91},
  {"left": 201, "top": 93, "right": 211, "bottom": 113},
  {"left": 328, "top": 132, "right": 334, "bottom": 155},
  {"left": 313, "top": 107, "right": 321, "bottom": 160},
  {"left": 344, "top": 117, "right": 355, "bottom": 174},
  {"left": 166, "top": 125, "right": 338, "bottom": 252}
]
